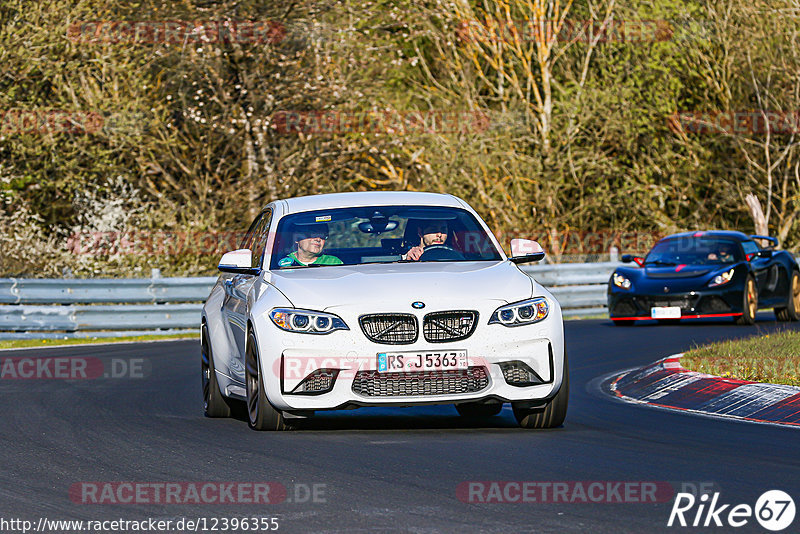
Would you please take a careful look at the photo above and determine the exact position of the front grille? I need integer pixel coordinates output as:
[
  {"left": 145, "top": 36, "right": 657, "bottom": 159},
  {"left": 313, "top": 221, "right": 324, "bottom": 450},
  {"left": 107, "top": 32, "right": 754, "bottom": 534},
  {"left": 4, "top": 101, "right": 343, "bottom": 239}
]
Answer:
[
  {"left": 634, "top": 295, "right": 697, "bottom": 312},
  {"left": 499, "top": 361, "right": 545, "bottom": 386},
  {"left": 650, "top": 297, "right": 692, "bottom": 310},
  {"left": 359, "top": 314, "right": 418, "bottom": 344},
  {"left": 503, "top": 366, "right": 532, "bottom": 383},
  {"left": 612, "top": 299, "right": 638, "bottom": 316},
  {"left": 423, "top": 311, "right": 478, "bottom": 343},
  {"left": 698, "top": 295, "right": 732, "bottom": 313},
  {"left": 351, "top": 367, "right": 489, "bottom": 397},
  {"left": 291, "top": 369, "right": 338, "bottom": 394}
]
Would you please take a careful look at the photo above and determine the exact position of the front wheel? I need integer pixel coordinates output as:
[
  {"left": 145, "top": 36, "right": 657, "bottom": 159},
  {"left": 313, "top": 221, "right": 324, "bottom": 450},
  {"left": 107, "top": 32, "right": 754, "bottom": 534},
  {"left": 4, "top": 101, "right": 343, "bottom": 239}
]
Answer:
[
  {"left": 245, "top": 330, "right": 290, "bottom": 431},
  {"left": 735, "top": 276, "right": 758, "bottom": 325},
  {"left": 775, "top": 270, "right": 800, "bottom": 321},
  {"left": 512, "top": 351, "right": 569, "bottom": 429}
]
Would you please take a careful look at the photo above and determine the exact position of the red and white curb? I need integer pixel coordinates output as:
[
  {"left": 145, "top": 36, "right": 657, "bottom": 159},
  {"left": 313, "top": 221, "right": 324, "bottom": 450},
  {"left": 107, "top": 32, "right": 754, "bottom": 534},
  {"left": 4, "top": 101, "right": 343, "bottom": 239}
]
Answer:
[{"left": 610, "top": 354, "right": 800, "bottom": 427}]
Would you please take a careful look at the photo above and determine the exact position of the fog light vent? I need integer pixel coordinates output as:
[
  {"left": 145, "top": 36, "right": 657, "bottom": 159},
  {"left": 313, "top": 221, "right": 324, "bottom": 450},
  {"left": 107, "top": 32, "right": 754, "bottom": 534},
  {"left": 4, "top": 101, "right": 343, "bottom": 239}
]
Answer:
[
  {"left": 291, "top": 369, "right": 339, "bottom": 395},
  {"left": 499, "top": 361, "right": 545, "bottom": 387}
]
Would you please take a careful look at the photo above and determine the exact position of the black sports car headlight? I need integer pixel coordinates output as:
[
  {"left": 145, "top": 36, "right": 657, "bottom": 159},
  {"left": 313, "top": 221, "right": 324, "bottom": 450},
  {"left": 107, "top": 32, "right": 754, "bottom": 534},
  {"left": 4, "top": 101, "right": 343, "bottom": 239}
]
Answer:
[
  {"left": 489, "top": 297, "right": 549, "bottom": 327},
  {"left": 612, "top": 272, "right": 632, "bottom": 290},
  {"left": 708, "top": 268, "right": 735, "bottom": 288},
  {"left": 269, "top": 308, "right": 349, "bottom": 334}
]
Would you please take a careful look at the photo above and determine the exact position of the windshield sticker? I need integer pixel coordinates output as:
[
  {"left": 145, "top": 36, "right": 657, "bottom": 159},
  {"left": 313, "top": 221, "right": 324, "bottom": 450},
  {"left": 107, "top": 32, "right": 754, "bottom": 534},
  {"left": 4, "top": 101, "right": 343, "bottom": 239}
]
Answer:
[{"left": 315, "top": 215, "right": 332, "bottom": 222}]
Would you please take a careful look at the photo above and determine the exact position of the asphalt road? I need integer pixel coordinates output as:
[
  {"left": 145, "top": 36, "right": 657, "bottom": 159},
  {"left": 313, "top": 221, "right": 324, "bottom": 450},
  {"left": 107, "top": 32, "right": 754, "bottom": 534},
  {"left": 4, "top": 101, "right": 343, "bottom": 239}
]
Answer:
[{"left": 1, "top": 315, "right": 799, "bottom": 533}]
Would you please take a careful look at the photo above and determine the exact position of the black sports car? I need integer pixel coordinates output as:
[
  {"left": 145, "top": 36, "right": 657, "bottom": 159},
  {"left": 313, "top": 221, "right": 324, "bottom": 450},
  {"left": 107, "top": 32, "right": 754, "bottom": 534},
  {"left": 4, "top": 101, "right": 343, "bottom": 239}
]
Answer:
[{"left": 607, "top": 231, "right": 800, "bottom": 325}]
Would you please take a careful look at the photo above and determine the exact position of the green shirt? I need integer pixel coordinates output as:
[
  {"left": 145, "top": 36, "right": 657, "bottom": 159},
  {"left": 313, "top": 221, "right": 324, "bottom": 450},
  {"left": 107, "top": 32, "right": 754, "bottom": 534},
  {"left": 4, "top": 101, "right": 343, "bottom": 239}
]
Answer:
[{"left": 278, "top": 252, "right": 343, "bottom": 267}]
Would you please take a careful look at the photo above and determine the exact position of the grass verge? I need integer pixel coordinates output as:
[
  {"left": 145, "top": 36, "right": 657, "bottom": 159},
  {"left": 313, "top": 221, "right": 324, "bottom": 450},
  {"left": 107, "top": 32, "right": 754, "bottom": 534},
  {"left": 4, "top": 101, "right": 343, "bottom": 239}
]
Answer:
[
  {"left": 0, "top": 333, "right": 197, "bottom": 350},
  {"left": 681, "top": 330, "right": 800, "bottom": 387}
]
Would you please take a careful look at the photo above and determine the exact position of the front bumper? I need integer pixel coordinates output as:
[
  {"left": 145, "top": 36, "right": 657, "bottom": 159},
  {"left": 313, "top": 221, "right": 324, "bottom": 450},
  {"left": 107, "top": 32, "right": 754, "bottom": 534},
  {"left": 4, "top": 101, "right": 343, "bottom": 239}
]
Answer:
[{"left": 250, "top": 302, "right": 565, "bottom": 411}]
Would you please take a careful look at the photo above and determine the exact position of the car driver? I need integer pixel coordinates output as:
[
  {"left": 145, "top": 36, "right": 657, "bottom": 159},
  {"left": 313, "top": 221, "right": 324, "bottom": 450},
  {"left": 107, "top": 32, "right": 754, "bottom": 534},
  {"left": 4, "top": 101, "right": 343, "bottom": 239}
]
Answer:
[{"left": 404, "top": 220, "right": 449, "bottom": 261}]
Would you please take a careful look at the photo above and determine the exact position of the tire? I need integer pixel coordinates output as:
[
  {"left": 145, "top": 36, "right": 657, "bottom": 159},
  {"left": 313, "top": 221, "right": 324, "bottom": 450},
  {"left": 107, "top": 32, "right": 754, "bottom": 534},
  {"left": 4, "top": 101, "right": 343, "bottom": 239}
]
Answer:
[
  {"left": 245, "top": 329, "right": 290, "bottom": 431},
  {"left": 735, "top": 276, "right": 758, "bottom": 325},
  {"left": 775, "top": 270, "right": 800, "bottom": 321},
  {"left": 512, "top": 351, "right": 569, "bottom": 429},
  {"left": 657, "top": 319, "right": 681, "bottom": 325},
  {"left": 455, "top": 402, "right": 503, "bottom": 418},
  {"left": 611, "top": 319, "right": 635, "bottom": 326},
  {"left": 201, "top": 325, "right": 232, "bottom": 418}
]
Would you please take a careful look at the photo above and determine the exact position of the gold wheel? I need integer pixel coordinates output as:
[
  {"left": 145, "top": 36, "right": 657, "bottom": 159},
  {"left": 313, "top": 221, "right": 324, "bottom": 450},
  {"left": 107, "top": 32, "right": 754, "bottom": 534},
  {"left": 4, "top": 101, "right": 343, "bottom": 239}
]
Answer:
[{"left": 747, "top": 278, "right": 757, "bottom": 318}]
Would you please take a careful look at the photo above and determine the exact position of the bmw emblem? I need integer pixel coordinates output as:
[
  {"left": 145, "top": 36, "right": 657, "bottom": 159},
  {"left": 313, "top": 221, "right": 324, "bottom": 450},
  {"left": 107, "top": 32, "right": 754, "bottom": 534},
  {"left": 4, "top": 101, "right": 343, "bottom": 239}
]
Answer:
[
  {"left": 664, "top": 287, "right": 670, "bottom": 293},
  {"left": 412, "top": 301, "right": 425, "bottom": 309}
]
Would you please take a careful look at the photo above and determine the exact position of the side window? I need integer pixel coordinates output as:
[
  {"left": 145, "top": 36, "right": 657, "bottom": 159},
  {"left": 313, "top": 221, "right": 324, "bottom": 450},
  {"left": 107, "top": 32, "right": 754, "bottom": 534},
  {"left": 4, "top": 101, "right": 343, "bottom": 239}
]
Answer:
[
  {"left": 251, "top": 209, "right": 273, "bottom": 269},
  {"left": 239, "top": 213, "right": 264, "bottom": 251},
  {"left": 742, "top": 240, "right": 759, "bottom": 256}
]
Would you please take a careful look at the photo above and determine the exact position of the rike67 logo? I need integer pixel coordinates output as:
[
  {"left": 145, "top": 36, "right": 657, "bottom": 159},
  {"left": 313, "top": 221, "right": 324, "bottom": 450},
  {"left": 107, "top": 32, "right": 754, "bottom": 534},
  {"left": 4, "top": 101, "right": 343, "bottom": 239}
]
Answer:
[{"left": 668, "top": 490, "right": 795, "bottom": 531}]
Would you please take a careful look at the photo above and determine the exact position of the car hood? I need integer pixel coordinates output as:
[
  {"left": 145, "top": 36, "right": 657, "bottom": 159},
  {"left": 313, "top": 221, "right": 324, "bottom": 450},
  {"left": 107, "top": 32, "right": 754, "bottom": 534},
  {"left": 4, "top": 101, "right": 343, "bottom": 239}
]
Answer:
[{"left": 267, "top": 261, "right": 534, "bottom": 310}]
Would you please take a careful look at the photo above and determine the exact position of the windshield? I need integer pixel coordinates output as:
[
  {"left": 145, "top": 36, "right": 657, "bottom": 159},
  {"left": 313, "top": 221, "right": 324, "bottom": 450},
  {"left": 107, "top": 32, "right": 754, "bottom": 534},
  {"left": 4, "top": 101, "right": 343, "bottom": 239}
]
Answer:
[
  {"left": 269, "top": 206, "right": 503, "bottom": 269},
  {"left": 645, "top": 237, "right": 743, "bottom": 266}
]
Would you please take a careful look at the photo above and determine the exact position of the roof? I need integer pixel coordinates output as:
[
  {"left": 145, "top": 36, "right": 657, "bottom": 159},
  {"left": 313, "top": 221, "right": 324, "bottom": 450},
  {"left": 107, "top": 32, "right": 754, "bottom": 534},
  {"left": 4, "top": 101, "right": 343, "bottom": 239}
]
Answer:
[
  {"left": 660, "top": 230, "right": 750, "bottom": 242},
  {"left": 279, "top": 191, "right": 466, "bottom": 214}
]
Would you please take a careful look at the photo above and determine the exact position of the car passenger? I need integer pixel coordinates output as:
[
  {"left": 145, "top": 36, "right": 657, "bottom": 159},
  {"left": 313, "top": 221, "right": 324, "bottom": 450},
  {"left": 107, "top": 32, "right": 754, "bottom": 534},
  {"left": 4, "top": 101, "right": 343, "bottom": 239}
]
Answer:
[
  {"left": 404, "top": 220, "right": 449, "bottom": 261},
  {"left": 707, "top": 243, "right": 735, "bottom": 263},
  {"left": 278, "top": 223, "right": 343, "bottom": 267}
]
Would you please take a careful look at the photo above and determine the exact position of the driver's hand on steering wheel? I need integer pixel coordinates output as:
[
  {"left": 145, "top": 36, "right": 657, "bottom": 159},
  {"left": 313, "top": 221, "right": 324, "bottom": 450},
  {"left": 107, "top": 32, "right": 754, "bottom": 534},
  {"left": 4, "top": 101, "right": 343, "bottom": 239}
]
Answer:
[{"left": 405, "top": 245, "right": 424, "bottom": 261}]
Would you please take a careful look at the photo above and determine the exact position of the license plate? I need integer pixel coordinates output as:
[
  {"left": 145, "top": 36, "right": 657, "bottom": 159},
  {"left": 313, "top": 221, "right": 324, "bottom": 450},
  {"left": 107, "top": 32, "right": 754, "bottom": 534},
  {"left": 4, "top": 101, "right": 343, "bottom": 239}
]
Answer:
[
  {"left": 651, "top": 306, "right": 681, "bottom": 319},
  {"left": 377, "top": 350, "right": 468, "bottom": 373}
]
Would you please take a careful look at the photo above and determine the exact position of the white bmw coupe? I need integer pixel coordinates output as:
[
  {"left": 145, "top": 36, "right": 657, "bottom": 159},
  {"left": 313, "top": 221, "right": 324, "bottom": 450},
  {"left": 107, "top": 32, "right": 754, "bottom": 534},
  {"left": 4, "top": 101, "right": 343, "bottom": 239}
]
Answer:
[{"left": 201, "top": 191, "right": 567, "bottom": 430}]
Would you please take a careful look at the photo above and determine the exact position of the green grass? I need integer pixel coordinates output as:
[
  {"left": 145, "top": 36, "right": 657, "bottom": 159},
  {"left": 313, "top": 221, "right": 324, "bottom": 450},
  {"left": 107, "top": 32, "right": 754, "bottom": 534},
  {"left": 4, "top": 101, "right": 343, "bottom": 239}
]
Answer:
[
  {"left": 0, "top": 333, "right": 197, "bottom": 350},
  {"left": 565, "top": 312, "right": 609, "bottom": 321},
  {"left": 682, "top": 330, "right": 800, "bottom": 387}
]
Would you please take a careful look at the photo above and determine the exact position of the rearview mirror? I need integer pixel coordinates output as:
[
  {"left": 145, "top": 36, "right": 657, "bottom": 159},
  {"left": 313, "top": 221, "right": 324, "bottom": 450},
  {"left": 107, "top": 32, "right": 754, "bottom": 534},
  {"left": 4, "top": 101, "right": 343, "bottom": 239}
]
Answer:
[
  {"left": 218, "top": 249, "right": 259, "bottom": 274},
  {"left": 509, "top": 239, "right": 545, "bottom": 264}
]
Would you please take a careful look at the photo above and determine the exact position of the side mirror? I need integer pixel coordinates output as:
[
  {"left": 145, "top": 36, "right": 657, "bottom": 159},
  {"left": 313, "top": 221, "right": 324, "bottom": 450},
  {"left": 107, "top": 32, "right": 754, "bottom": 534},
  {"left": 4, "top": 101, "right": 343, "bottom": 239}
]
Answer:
[
  {"left": 509, "top": 239, "right": 545, "bottom": 264},
  {"left": 622, "top": 254, "right": 645, "bottom": 266},
  {"left": 218, "top": 249, "right": 259, "bottom": 274}
]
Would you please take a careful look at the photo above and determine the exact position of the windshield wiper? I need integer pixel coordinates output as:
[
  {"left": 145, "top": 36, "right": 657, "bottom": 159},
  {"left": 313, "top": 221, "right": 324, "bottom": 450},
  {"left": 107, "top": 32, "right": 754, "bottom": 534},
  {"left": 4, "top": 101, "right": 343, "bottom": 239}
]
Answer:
[{"left": 645, "top": 260, "right": 677, "bottom": 266}]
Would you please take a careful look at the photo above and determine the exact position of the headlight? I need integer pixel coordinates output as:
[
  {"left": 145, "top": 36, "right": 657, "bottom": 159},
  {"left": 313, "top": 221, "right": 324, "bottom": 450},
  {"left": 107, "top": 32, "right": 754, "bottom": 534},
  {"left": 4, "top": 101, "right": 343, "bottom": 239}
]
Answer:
[
  {"left": 489, "top": 297, "right": 549, "bottom": 327},
  {"left": 613, "top": 272, "right": 632, "bottom": 290},
  {"left": 708, "top": 268, "right": 735, "bottom": 287},
  {"left": 269, "top": 308, "right": 349, "bottom": 334}
]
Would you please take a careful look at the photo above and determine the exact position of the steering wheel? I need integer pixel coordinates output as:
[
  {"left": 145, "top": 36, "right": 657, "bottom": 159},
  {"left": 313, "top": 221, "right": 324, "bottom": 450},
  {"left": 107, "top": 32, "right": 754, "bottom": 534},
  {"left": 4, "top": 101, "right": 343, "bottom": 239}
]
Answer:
[{"left": 418, "top": 245, "right": 465, "bottom": 261}]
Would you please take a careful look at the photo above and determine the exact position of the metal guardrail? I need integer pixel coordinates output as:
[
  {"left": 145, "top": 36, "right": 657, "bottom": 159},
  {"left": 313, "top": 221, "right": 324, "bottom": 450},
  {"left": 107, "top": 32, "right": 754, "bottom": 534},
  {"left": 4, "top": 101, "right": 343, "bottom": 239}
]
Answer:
[
  {"left": 0, "top": 264, "right": 617, "bottom": 338},
  {"left": 0, "top": 277, "right": 217, "bottom": 304}
]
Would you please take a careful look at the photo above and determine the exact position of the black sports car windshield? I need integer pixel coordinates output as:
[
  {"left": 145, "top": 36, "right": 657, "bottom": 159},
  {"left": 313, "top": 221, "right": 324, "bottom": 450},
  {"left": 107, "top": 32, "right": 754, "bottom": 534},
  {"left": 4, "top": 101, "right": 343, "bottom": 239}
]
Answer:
[
  {"left": 645, "top": 237, "right": 744, "bottom": 266},
  {"left": 270, "top": 206, "right": 503, "bottom": 269}
]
